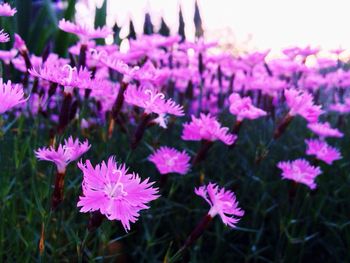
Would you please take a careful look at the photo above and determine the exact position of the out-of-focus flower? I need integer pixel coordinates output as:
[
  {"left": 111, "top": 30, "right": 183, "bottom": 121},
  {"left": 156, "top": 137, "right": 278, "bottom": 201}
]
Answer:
[
  {"left": 305, "top": 139, "right": 342, "bottom": 165},
  {"left": 0, "top": 49, "right": 17, "bottom": 64},
  {"left": 284, "top": 89, "right": 323, "bottom": 123},
  {"left": 14, "top": 33, "right": 27, "bottom": 52},
  {"left": 148, "top": 146, "right": 190, "bottom": 175},
  {"left": 77, "top": 157, "right": 159, "bottom": 232},
  {"left": 182, "top": 113, "right": 236, "bottom": 145},
  {"left": 0, "top": 79, "right": 27, "bottom": 114},
  {"left": 58, "top": 19, "right": 112, "bottom": 42},
  {"left": 195, "top": 183, "right": 244, "bottom": 228},
  {"left": 0, "top": 30, "right": 9, "bottom": 43},
  {"left": 228, "top": 93, "right": 267, "bottom": 121},
  {"left": 307, "top": 122, "right": 344, "bottom": 139},
  {"left": 133, "top": 61, "right": 170, "bottom": 87},
  {"left": 0, "top": 3, "right": 16, "bottom": 17},
  {"left": 100, "top": 58, "right": 139, "bottom": 82},
  {"left": 277, "top": 159, "right": 322, "bottom": 190},
  {"left": 35, "top": 136, "right": 90, "bottom": 173}
]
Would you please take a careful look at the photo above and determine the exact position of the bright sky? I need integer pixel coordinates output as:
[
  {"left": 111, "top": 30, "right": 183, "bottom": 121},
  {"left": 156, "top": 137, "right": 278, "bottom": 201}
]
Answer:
[{"left": 77, "top": 0, "right": 350, "bottom": 53}]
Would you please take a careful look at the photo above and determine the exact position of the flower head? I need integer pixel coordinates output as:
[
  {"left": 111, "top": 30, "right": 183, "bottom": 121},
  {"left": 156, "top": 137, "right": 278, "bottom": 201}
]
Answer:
[
  {"left": 35, "top": 137, "right": 90, "bottom": 173},
  {"left": 182, "top": 113, "right": 237, "bottom": 145},
  {"left": 277, "top": 159, "right": 322, "bottom": 190},
  {"left": 307, "top": 122, "right": 343, "bottom": 139},
  {"left": 29, "top": 63, "right": 92, "bottom": 90},
  {"left": 77, "top": 157, "right": 159, "bottom": 232},
  {"left": 58, "top": 19, "right": 112, "bottom": 42},
  {"left": 0, "top": 79, "right": 27, "bottom": 114},
  {"left": 0, "top": 3, "right": 16, "bottom": 17},
  {"left": 125, "top": 86, "right": 184, "bottom": 128},
  {"left": 228, "top": 93, "right": 267, "bottom": 121},
  {"left": 284, "top": 89, "right": 323, "bottom": 123},
  {"left": 148, "top": 146, "right": 191, "bottom": 175},
  {"left": 195, "top": 183, "right": 244, "bottom": 228},
  {"left": 305, "top": 139, "right": 342, "bottom": 165},
  {"left": 0, "top": 30, "right": 9, "bottom": 43}
]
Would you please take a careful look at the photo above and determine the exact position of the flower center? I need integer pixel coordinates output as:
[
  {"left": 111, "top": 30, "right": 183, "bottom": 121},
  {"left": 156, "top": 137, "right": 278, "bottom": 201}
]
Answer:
[
  {"left": 63, "top": 64, "right": 77, "bottom": 85},
  {"left": 105, "top": 169, "right": 127, "bottom": 199},
  {"left": 144, "top": 89, "right": 165, "bottom": 110}
]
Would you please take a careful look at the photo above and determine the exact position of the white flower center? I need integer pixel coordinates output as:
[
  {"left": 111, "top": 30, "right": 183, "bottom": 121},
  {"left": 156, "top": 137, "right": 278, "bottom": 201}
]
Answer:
[
  {"left": 63, "top": 64, "right": 77, "bottom": 85},
  {"left": 105, "top": 169, "right": 127, "bottom": 199},
  {"left": 144, "top": 89, "right": 165, "bottom": 112}
]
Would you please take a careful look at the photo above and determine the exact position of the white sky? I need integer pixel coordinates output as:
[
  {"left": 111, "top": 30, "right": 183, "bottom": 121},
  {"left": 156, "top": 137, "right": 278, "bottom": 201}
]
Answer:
[{"left": 77, "top": 0, "right": 350, "bottom": 52}]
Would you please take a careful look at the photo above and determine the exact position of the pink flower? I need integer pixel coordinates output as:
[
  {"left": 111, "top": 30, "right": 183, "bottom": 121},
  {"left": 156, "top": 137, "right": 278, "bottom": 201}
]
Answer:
[
  {"left": 58, "top": 19, "right": 112, "bottom": 42},
  {"left": 124, "top": 86, "right": 184, "bottom": 128},
  {"left": 307, "top": 122, "right": 343, "bottom": 139},
  {"left": 228, "top": 93, "right": 267, "bottom": 121},
  {"left": 35, "top": 137, "right": 90, "bottom": 173},
  {"left": 0, "top": 3, "right": 16, "bottom": 17},
  {"left": 14, "top": 33, "right": 27, "bottom": 52},
  {"left": 77, "top": 157, "right": 159, "bottom": 232},
  {"left": 100, "top": 58, "right": 139, "bottom": 82},
  {"left": 182, "top": 114, "right": 237, "bottom": 145},
  {"left": 277, "top": 159, "right": 322, "bottom": 190},
  {"left": 148, "top": 146, "right": 191, "bottom": 175},
  {"left": 0, "top": 79, "right": 27, "bottom": 114},
  {"left": 133, "top": 61, "right": 171, "bottom": 86},
  {"left": 195, "top": 183, "right": 244, "bottom": 228},
  {"left": 0, "top": 30, "right": 9, "bottom": 43},
  {"left": 29, "top": 63, "right": 92, "bottom": 90},
  {"left": 284, "top": 89, "right": 323, "bottom": 123},
  {"left": 305, "top": 139, "right": 342, "bottom": 165}
]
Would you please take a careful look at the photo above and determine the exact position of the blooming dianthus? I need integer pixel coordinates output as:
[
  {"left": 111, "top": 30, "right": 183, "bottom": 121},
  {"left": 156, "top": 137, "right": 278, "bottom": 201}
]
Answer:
[
  {"left": 307, "top": 122, "right": 344, "bottom": 139},
  {"left": 0, "top": 3, "right": 16, "bottom": 17},
  {"left": 35, "top": 137, "right": 90, "bottom": 173},
  {"left": 182, "top": 113, "right": 236, "bottom": 145},
  {"left": 195, "top": 183, "right": 244, "bottom": 228},
  {"left": 0, "top": 29, "right": 9, "bottom": 42},
  {"left": 124, "top": 86, "right": 184, "bottom": 128},
  {"left": 305, "top": 139, "right": 342, "bottom": 165},
  {"left": 77, "top": 157, "right": 159, "bottom": 232},
  {"left": 277, "top": 159, "right": 322, "bottom": 190},
  {"left": 228, "top": 93, "right": 267, "bottom": 121},
  {"left": 58, "top": 19, "right": 112, "bottom": 42},
  {"left": 148, "top": 146, "right": 190, "bottom": 175},
  {"left": 0, "top": 79, "right": 27, "bottom": 114},
  {"left": 284, "top": 89, "right": 323, "bottom": 123}
]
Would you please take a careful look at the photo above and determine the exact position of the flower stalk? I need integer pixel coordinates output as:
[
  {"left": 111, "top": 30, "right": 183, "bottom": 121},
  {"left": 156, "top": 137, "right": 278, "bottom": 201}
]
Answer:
[
  {"left": 192, "top": 140, "right": 214, "bottom": 166},
  {"left": 51, "top": 171, "right": 66, "bottom": 210}
]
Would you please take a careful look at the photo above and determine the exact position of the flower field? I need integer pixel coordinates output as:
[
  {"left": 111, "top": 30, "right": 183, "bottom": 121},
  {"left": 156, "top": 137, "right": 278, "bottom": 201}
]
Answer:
[{"left": 1, "top": 1, "right": 350, "bottom": 262}]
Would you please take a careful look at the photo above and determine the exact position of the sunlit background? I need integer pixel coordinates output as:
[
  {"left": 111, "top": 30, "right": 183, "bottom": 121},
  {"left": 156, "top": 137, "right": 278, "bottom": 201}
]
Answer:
[{"left": 76, "top": 0, "right": 350, "bottom": 57}]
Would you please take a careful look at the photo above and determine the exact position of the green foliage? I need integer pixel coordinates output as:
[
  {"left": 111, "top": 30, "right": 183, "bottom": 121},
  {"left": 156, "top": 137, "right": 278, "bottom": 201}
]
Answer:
[{"left": 1, "top": 111, "right": 350, "bottom": 262}]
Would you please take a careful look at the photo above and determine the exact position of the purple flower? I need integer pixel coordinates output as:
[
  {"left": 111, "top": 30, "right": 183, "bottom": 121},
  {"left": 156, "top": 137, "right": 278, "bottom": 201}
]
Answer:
[
  {"left": 228, "top": 93, "right": 267, "bottom": 121},
  {"left": 0, "top": 30, "right": 9, "bottom": 43},
  {"left": 195, "top": 183, "right": 244, "bottom": 228},
  {"left": 277, "top": 159, "right": 322, "bottom": 190},
  {"left": 58, "top": 19, "right": 112, "bottom": 42},
  {"left": 0, "top": 3, "right": 16, "bottom": 17},
  {"left": 305, "top": 139, "right": 342, "bottom": 165},
  {"left": 35, "top": 137, "right": 90, "bottom": 173},
  {"left": 29, "top": 63, "right": 92, "bottom": 90},
  {"left": 148, "top": 146, "right": 191, "bottom": 175},
  {"left": 125, "top": 86, "right": 184, "bottom": 128},
  {"left": 307, "top": 122, "right": 344, "bottom": 139},
  {"left": 77, "top": 157, "right": 159, "bottom": 232},
  {"left": 284, "top": 89, "right": 323, "bottom": 123},
  {"left": 182, "top": 113, "right": 237, "bottom": 145},
  {"left": 0, "top": 79, "right": 27, "bottom": 114}
]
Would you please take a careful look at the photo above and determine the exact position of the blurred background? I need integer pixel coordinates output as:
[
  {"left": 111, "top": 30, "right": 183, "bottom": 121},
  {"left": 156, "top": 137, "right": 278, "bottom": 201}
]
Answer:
[{"left": 76, "top": 0, "right": 350, "bottom": 57}]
